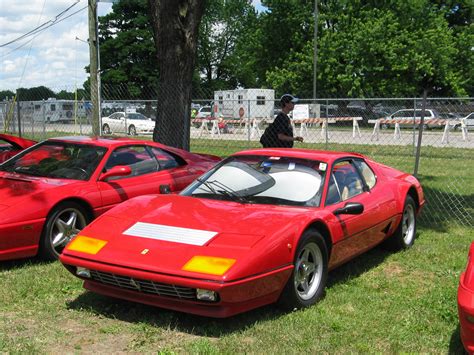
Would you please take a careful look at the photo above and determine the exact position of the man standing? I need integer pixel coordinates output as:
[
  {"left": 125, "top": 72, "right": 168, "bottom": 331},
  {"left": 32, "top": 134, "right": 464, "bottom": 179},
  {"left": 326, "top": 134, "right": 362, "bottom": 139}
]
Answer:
[{"left": 261, "top": 94, "right": 304, "bottom": 148}]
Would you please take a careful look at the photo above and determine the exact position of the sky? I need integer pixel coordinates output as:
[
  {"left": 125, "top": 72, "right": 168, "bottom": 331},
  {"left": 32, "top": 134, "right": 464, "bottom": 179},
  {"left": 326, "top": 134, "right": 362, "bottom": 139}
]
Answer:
[{"left": 0, "top": 0, "right": 265, "bottom": 93}]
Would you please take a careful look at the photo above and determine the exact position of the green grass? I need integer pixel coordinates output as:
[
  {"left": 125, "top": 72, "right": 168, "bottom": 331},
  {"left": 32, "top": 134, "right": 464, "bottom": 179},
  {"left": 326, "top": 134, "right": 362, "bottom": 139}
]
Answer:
[
  {"left": 1, "top": 134, "right": 472, "bottom": 352},
  {"left": 1, "top": 226, "right": 472, "bottom": 353}
]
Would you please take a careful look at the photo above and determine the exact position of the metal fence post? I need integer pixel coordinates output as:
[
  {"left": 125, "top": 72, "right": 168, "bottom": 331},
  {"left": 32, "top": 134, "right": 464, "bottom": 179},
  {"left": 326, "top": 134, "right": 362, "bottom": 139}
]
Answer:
[
  {"left": 413, "top": 90, "right": 428, "bottom": 177},
  {"left": 42, "top": 100, "right": 46, "bottom": 139},
  {"left": 16, "top": 91, "right": 22, "bottom": 137},
  {"left": 247, "top": 99, "right": 251, "bottom": 148},
  {"left": 412, "top": 98, "right": 417, "bottom": 155},
  {"left": 325, "top": 99, "right": 329, "bottom": 149}
]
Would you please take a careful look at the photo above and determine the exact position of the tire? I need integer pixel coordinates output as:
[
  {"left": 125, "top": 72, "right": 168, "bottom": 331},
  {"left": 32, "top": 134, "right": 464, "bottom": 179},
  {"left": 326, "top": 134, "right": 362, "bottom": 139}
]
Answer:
[
  {"left": 102, "top": 124, "right": 111, "bottom": 134},
  {"left": 128, "top": 125, "right": 137, "bottom": 135},
  {"left": 384, "top": 195, "right": 417, "bottom": 251},
  {"left": 39, "top": 201, "right": 90, "bottom": 261},
  {"left": 278, "top": 231, "right": 328, "bottom": 311}
]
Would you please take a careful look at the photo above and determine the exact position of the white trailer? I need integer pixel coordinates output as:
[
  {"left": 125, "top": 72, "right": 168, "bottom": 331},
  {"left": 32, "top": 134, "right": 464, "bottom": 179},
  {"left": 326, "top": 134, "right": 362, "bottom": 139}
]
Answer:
[
  {"left": 214, "top": 89, "right": 275, "bottom": 119},
  {"left": 19, "top": 99, "right": 88, "bottom": 123}
]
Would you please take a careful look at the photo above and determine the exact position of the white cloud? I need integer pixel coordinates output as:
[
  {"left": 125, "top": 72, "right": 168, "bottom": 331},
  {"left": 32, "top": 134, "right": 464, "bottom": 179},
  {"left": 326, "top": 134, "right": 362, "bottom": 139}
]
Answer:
[{"left": 0, "top": 0, "right": 111, "bottom": 91}]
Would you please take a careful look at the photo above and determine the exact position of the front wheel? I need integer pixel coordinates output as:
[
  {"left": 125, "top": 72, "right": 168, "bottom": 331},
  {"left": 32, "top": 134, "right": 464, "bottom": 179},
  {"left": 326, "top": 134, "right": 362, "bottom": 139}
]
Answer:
[
  {"left": 128, "top": 125, "right": 137, "bottom": 135},
  {"left": 39, "top": 201, "right": 90, "bottom": 260},
  {"left": 384, "top": 195, "right": 417, "bottom": 251},
  {"left": 278, "top": 231, "right": 328, "bottom": 311},
  {"left": 102, "top": 124, "right": 111, "bottom": 134}
]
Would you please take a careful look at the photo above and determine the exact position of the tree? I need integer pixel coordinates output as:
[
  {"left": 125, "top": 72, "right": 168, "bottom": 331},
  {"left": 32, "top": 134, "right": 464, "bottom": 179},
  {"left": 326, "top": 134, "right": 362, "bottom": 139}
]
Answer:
[
  {"left": 195, "top": 0, "right": 258, "bottom": 95},
  {"left": 17, "top": 86, "right": 55, "bottom": 101},
  {"left": 148, "top": 0, "right": 206, "bottom": 149},
  {"left": 99, "top": 0, "right": 158, "bottom": 99},
  {"left": 263, "top": 0, "right": 470, "bottom": 97},
  {"left": 0, "top": 90, "right": 15, "bottom": 101}
]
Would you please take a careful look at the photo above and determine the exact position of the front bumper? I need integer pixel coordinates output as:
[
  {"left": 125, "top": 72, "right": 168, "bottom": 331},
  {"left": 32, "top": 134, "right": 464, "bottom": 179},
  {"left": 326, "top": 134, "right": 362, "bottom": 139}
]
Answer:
[
  {"left": 458, "top": 272, "right": 474, "bottom": 354},
  {"left": 61, "top": 254, "right": 292, "bottom": 318}
]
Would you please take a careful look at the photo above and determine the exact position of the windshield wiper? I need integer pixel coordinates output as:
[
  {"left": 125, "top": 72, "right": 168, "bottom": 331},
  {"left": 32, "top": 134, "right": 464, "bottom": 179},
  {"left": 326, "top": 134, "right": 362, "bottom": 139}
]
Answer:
[
  {"left": 207, "top": 180, "right": 247, "bottom": 203},
  {"left": 196, "top": 178, "right": 219, "bottom": 194},
  {"left": 13, "top": 166, "right": 45, "bottom": 177},
  {"left": 196, "top": 178, "right": 247, "bottom": 203}
]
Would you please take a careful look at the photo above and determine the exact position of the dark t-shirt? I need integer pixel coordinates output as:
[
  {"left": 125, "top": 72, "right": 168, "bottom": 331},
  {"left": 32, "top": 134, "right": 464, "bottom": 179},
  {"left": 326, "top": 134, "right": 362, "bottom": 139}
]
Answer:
[{"left": 272, "top": 112, "right": 294, "bottom": 148}]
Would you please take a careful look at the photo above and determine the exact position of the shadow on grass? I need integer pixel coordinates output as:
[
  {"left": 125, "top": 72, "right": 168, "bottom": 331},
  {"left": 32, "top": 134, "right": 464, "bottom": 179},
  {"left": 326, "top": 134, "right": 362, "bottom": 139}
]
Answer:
[
  {"left": 67, "top": 293, "right": 285, "bottom": 337},
  {"left": 449, "top": 323, "right": 466, "bottom": 354},
  {"left": 417, "top": 181, "right": 474, "bottom": 233},
  {"left": 0, "top": 256, "right": 52, "bottom": 272},
  {"left": 66, "top": 242, "right": 394, "bottom": 336}
]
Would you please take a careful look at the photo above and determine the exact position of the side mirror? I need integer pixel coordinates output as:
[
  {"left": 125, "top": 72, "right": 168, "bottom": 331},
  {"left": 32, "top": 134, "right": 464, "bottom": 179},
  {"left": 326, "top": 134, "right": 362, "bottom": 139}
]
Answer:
[
  {"left": 333, "top": 202, "right": 364, "bottom": 216},
  {"left": 99, "top": 165, "right": 132, "bottom": 181}
]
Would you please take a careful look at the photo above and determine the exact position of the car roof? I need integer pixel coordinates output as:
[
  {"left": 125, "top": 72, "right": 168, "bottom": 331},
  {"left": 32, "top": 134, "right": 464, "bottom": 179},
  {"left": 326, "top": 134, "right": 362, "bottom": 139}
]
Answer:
[{"left": 231, "top": 148, "right": 366, "bottom": 164}]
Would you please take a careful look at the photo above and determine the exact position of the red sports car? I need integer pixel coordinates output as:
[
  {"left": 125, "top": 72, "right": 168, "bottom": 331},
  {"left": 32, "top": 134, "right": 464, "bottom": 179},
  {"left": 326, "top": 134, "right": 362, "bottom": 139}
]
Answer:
[
  {"left": 458, "top": 242, "right": 474, "bottom": 354},
  {"left": 60, "top": 148, "right": 424, "bottom": 317},
  {"left": 0, "top": 133, "right": 37, "bottom": 162},
  {"left": 0, "top": 136, "right": 220, "bottom": 261}
]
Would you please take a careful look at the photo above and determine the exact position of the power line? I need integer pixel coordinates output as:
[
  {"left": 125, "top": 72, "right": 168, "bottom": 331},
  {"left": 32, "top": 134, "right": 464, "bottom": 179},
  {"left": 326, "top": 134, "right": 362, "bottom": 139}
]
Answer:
[
  {"left": 0, "top": 1, "right": 81, "bottom": 48},
  {"left": 0, "top": 5, "right": 87, "bottom": 59}
]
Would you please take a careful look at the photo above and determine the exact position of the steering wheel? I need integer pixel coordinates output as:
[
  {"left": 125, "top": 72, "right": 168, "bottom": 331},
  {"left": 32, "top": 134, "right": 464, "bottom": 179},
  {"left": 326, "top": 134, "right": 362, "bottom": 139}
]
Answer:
[{"left": 68, "top": 167, "right": 88, "bottom": 178}]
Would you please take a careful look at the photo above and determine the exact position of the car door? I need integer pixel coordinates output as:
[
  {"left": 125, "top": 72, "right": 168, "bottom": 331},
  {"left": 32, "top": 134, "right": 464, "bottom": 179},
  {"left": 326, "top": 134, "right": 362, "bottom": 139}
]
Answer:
[
  {"left": 108, "top": 112, "right": 125, "bottom": 133},
  {"left": 97, "top": 145, "right": 180, "bottom": 211},
  {"left": 325, "top": 159, "right": 395, "bottom": 267},
  {"left": 149, "top": 147, "right": 195, "bottom": 192}
]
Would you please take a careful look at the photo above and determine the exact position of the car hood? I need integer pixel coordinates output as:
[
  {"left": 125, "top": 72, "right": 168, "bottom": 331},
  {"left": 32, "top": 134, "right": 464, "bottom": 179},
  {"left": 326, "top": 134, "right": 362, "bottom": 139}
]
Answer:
[{"left": 63, "top": 194, "right": 320, "bottom": 281}]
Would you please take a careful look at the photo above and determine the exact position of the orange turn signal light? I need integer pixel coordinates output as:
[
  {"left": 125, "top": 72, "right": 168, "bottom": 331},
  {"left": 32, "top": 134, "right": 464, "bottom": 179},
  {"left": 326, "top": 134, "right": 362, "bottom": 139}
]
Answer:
[
  {"left": 66, "top": 236, "right": 107, "bottom": 255},
  {"left": 182, "top": 256, "right": 236, "bottom": 276}
]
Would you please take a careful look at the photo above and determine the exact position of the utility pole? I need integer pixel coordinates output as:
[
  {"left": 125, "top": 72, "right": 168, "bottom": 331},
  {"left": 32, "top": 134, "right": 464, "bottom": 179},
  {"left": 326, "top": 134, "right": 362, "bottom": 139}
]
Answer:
[
  {"left": 88, "top": 0, "right": 101, "bottom": 136},
  {"left": 312, "top": 0, "right": 318, "bottom": 101}
]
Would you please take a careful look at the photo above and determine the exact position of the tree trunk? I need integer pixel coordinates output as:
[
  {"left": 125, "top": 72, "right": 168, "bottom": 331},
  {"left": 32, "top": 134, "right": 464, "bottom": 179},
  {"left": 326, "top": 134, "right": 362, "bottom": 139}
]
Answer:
[{"left": 148, "top": 0, "right": 206, "bottom": 150}]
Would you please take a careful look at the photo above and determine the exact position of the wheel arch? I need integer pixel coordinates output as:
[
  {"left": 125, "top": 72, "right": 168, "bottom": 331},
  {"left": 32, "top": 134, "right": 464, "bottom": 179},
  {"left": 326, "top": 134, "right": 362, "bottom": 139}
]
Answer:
[
  {"left": 407, "top": 186, "right": 420, "bottom": 212},
  {"left": 301, "top": 221, "right": 333, "bottom": 260},
  {"left": 47, "top": 197, "right": 95, "bottom": 222}
]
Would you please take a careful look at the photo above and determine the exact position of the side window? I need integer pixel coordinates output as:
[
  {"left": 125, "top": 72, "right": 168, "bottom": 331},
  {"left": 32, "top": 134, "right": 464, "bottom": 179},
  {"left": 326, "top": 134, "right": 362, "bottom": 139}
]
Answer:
[
  {"left": 105, "top": 146, "right": 158, "bottom": 179},
  {"left": 151, "top": 147, "right": 182, "bottom": 170},
  {"left": 325, "top": 173, "right": 342, "bottom": 205},
  {"left": 354, "top": 160, "right": 376, "bottom": 189},
  {"left": 326, "top": 160, "right": 364, "bottom": 204},
  {"left": 393, "top": 111, "right": 408, "bottom": 118}
]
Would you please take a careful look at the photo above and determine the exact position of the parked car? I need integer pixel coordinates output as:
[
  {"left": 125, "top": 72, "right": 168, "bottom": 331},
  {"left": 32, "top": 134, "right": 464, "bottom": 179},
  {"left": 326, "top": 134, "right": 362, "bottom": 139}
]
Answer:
[
  {"left": 461, "top": 112, "right": 474, "bottom": 131},
  {"left": 195, "top": 106, "right": 212, "bottom": 119},
  {"left": 382, "top": 109, "right": 445, "bottom": 130},
  {"left": 458, "top": 241, "right": 474, "bottom": 354},
  {"left": 0, "top": 136, "right": 221, "bottom": 261},
  {"left": 60, "top": 148, "right": 424, "bottom": 318},
  {"left": 0, "top": 134, "right": 36, "bottom": 163},
  {"left": 101, "top": 112, "right": 155, "bottom": 135}
]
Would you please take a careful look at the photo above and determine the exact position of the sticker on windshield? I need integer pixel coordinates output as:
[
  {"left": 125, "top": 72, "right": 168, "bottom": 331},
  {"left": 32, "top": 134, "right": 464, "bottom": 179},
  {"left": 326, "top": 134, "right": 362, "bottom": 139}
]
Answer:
[
  {"left": 288, "top": 162, "right": 295, "bottom": 170},
  {"left": 319, "top": 162, "right": 327, "bottom": 171}
]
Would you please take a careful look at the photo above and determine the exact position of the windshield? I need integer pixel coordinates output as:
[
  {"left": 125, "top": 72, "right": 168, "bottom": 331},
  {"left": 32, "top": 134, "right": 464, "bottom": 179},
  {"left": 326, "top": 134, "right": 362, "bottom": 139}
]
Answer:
[
  {"left": 0, "top": 141, "right": 107, "bottom": 181},
  {"left": 127, "top": 113, "right": 148, "bottom": 120},
  {"left": 182, "top": 155, "right": 326, "bottom": 207}
]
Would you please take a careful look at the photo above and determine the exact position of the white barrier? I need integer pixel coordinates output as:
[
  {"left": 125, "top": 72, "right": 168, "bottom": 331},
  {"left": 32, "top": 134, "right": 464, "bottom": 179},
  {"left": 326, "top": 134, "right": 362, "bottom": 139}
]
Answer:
[{"left": 369, "top": 118, "right": 463, "bottom": 143}]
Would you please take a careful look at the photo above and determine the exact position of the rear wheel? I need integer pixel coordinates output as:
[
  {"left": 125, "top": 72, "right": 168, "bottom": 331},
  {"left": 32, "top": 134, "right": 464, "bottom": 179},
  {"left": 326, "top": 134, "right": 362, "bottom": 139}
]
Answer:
[
  {"left": 278, "top": 231, "right": 328, "bottom": 311},
  {"left": 39, "top": 201, "right": 90, "bottom": 260},
  {"left": 102, "top": 124, "right": 111, "bottom": 134},
  {"left": 128, "top": 125, "right": 137, "bottom": 135},
  {"left": 384, "top": 195, "right": 417, "bottom": 250}
]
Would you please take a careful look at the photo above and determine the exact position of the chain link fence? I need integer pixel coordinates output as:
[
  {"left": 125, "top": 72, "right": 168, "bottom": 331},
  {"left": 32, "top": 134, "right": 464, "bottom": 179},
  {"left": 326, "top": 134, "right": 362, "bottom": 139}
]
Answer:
[{"left": 1, "top": 85, "right": 473, "bottom": 228}]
